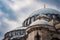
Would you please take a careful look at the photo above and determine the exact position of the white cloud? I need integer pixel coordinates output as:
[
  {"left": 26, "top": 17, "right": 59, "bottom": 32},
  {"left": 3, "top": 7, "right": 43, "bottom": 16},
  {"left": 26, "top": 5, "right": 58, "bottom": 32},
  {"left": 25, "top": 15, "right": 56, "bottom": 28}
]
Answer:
[
  {"left": 0, "top": 10, "right": 8, "bottom": 18},
  {"left": 17, "top": 13, "right": 29, "bottom": 25},
  {"left": 3, "top": 18, "right": 20, "bottom": 31},
  {"left": 5, "top": 0, "right": 32, "bottom": 11}
]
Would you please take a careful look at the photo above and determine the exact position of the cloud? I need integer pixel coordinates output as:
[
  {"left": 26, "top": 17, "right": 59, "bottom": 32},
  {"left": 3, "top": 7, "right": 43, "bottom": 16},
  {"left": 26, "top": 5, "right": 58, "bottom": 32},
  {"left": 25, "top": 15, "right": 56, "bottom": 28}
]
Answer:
[
  {"left": 0, "top": 0, "right": 17, "bottom": 20},
  {"left": 3, "top": 18, "right": 20, "bottom": 31},
  {"left": 5, "top": 0, "right": 32, "bottom": 11}
]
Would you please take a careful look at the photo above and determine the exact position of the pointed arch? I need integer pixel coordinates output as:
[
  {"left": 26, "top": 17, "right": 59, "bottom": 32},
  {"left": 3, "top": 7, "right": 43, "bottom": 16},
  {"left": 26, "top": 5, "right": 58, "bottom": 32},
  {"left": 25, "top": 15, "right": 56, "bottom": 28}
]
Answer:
[{"left": 34, "top": 32, "right": 40, "bottom": 40}]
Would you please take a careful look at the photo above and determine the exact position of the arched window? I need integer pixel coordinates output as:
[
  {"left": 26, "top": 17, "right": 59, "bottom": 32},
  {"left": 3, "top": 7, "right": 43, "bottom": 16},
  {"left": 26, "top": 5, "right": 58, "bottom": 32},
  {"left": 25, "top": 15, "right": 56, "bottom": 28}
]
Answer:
[
  {"left": 28, "top": 19, "right": 30, "bottom": 25},
  {"left": 51, "top": 38, "right": 60, "bottom": 40},
  {"left": 26, "top": 20, "right": 28, "bottom": 26},
  {"left": 29, "top": 18, "right": 31, "bottom": 25},
  {"left": 9, "top": 32, "right": 12, "bottom": 37},
  {"left": 35, "top": 32, "right": 40, "bottom": 40},
  {"left": 31, "top": 17, "right": 35, "bottom": 23}
]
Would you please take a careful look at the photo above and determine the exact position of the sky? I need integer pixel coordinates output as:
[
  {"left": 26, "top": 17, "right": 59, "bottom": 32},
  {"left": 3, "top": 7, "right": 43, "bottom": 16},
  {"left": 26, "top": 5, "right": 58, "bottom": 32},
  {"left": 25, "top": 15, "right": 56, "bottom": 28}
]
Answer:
[{"left": 0, "top": 0, "right": 60, "bottom": 40}]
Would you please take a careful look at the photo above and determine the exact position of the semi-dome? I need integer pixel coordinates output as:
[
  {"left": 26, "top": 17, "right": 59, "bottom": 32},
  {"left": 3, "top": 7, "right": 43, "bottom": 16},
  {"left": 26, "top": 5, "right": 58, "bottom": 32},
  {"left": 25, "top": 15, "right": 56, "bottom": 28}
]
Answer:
[
  {"left": 29, "top": 8, "right": 60, "bottom": 17},
  {"left": 22, "top": 8, "right": 60, "bottom": 27},
  {"left": 4, "top": 27, "right": 27, "bottom": 40}
]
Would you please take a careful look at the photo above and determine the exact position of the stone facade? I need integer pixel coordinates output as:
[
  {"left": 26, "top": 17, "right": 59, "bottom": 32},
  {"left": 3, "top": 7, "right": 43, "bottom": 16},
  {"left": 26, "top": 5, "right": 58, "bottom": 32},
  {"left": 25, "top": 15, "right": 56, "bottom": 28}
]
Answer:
[{"left": 26, "top": 25, "right": 60, "bottom": 40}]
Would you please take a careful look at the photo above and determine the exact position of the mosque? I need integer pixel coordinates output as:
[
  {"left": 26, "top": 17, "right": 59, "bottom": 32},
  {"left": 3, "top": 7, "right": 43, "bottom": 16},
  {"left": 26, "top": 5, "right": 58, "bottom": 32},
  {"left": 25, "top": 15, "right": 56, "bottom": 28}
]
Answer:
[{"left": 3, "top": 5, "right": 60, "bottom": 40}]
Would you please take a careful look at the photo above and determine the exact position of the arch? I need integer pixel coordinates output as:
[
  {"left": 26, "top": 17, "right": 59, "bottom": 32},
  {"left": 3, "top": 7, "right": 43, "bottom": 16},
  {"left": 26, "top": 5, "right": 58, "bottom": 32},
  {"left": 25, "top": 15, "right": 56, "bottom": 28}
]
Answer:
[{"left": 34, "top": 32, "right": 40, "bottom": 40}]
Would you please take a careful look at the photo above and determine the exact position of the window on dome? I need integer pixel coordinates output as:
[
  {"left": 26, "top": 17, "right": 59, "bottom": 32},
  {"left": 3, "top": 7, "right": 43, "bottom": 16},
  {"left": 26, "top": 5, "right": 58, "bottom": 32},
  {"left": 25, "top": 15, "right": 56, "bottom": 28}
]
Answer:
[
  {"left": 25, "top": 21, "right": 27, "bottom": 26},
  {"left": 51, "top": 15, "right": 60, "bottom": 24},
  {"left": 55, "top": 15, "right": 60, "bottom": 21},
  {"left": 27, "top": 19, "right": 31, "bottom": 26},
  {"left": 52, "top": 14, "right": 59, "bottom": 20},
  {"left": 26, "top": 20, "right": 28, "bottom": 26},
  {"left": 15, "top": 31, "right": 20, "bottom": 36},
  {"left": 35, "top": 15, "right": 40, "bottom": 20},
  {"left": 46, "top": 14, "right": 52, "bottom": 21},
  {"left": 28, "top": 19, "right": 30, "bottom": 25},
  {"left": 6, "top": 34, "right": 9, "bottom": 37},
  {"left": 21, "top": 31, "right": 23, "bottom": 35},
  {"left": 18, "top": 31, "right": 20, "bottom": 35},
  {"left": 28, "top": 17, "right": 34, "bottom": 25},
  {"left": 23, "top": 21, "right": 26, "bottom": 27},
  {"left": 35, "top": 14, "right": 39, "bottom": 20},
  {"left": 9, "top": 32, "right": 11, "bottom": 37},
  {"left": 20, "top": 30, "right": 25, "bottom": 35},
  {"left": 31, "top": 17, "right": 35, "bottom": 23},
  {"left": 12, "top": 32, "right": 15, "bottom": 36},
  {"left": 29, "top": 18, "right": 31, "bottom": 25},
  {"left": 23, "top": 20, "right": 28, "bottom": 27}
]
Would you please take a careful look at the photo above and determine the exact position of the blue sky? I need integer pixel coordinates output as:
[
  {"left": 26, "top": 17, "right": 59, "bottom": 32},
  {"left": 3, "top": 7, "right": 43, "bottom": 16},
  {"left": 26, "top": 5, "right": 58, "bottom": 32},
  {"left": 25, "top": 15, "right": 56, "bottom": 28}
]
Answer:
[{"left": 0, "top": 0, "right": 60, "bottom": 40}]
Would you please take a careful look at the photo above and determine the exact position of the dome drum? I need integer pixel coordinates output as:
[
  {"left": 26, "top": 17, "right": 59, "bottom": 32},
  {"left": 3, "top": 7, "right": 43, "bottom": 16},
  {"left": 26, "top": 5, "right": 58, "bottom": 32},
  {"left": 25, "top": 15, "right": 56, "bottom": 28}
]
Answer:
[
  {"left": 22, "top": 8, "right": 60, "bottom": 27},
  {"left": 23, "top": 14, "right": 60, "bottom": 27}
]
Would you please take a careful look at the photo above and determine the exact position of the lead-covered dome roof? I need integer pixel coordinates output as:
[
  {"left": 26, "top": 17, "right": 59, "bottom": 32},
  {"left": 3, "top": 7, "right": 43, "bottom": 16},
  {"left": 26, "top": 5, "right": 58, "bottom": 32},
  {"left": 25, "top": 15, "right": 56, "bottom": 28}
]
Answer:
[
  {"left": 22, "top": 8, "right": 60, "bottom": 27},
  {"left": 29, "top": 8, "right": 60, "bottom": 17}
]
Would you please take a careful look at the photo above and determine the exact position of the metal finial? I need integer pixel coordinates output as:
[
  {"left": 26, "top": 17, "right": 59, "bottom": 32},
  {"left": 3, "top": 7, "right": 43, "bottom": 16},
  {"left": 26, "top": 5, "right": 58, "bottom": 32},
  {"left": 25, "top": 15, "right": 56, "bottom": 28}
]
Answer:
[{"left": 44, "top": 4, "right": 46, "bottom": 8}]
